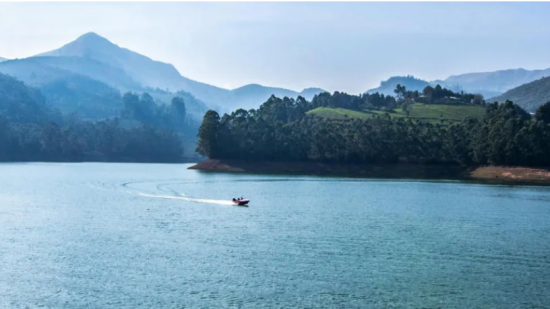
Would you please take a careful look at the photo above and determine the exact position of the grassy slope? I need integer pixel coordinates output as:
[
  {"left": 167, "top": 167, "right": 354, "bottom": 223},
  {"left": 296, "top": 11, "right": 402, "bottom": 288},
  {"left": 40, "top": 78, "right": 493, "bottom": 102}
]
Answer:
[
  {"left": 307, "top": 103, "right": 485, "bottom": 124},
  {"left": 305, "top": 107, "right": 374, "bottom": 120}
]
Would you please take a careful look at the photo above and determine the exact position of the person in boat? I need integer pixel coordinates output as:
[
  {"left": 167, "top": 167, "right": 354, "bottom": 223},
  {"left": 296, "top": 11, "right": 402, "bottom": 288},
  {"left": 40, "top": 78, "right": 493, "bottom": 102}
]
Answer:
[{"left": 232, "top": 198, "right": 236, "bottom": 201}]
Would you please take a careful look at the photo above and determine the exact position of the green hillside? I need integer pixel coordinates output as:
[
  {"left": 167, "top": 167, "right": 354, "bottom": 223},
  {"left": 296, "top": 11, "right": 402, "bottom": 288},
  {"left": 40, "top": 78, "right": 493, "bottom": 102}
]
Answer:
[
  {"left": 306, "top": 107, "right": 376, "bottom": 120},
  {"left": 489, "top": 76, "right": 550, "bottom": 112},
  {"left": 307, "top": 103, "right": 485, "bottom": 124}
]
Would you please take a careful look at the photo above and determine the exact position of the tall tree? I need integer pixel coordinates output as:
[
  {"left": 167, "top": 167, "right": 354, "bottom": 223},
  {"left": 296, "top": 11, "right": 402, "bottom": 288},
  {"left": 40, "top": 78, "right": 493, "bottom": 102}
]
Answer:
[
  {"left": 196, "top": 110, "right": 220, "bottom": 158},
  {"left": 535, "top": 102, "right": 550, "bottom": 124}
]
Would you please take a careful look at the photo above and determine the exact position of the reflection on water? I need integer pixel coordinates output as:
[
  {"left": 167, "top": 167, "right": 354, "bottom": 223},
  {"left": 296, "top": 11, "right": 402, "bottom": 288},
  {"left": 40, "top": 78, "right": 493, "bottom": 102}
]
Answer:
[{"left": 1, "top": 163, "right": 550, "bottom": 308}]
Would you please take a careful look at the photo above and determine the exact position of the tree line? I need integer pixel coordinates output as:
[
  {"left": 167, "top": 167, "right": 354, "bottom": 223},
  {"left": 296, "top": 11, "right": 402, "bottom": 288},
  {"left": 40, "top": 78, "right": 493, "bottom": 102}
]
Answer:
[{"left": 197, "top": 93, "right": 550, "bottom": 167}]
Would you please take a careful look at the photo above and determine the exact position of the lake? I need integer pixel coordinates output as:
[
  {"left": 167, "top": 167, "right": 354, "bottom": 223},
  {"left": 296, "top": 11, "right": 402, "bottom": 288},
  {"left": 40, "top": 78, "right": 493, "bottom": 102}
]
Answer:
[{"left": 1, "top": 163, "right": 550, "bottom": 308}]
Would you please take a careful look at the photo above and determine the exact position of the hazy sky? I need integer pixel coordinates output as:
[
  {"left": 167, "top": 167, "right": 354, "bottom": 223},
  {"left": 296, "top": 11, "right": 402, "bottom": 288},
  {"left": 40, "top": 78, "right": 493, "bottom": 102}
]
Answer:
[{"left": 1, "top": 2, "right": 550, "bottom": 93}]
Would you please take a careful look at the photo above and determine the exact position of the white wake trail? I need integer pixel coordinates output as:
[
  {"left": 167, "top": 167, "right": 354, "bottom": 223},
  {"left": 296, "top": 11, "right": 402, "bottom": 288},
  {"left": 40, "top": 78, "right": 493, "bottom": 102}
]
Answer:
[{"left": 138, "top": 193, "right": 234, "bottom": 205}]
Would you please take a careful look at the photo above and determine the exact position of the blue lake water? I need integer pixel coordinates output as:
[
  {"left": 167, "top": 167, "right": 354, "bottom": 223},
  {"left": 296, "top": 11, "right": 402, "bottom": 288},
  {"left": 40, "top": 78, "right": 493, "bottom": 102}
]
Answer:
[{"left": 1, "top": 163, "right": 550, "bottom": 308}]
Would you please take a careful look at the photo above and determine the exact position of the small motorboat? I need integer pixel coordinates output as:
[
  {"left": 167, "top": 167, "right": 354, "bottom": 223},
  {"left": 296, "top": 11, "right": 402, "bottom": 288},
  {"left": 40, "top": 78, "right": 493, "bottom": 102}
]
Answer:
[{"left": 232, "top": 197, "right": 250, "bottom": 206}]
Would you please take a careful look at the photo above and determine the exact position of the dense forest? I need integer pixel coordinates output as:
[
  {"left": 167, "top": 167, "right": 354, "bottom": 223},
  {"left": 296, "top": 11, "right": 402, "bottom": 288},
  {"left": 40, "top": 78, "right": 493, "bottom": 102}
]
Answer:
[
  {"left": 0, "top": 73, "right": 189, "bottom": 162},
  {"left": 197, "top": 89, "right": 550, "bottom": 167}
]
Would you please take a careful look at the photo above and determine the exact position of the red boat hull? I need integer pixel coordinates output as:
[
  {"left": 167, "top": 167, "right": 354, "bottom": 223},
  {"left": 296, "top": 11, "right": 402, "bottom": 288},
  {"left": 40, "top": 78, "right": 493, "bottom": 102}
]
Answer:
[{"left": 233, "top": 199, "right": 249, "bottom": 206}]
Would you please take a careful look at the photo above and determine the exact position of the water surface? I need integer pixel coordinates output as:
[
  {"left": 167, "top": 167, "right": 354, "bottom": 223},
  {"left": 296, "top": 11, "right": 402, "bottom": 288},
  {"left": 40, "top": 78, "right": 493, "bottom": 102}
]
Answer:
[{"left": 1, "top": 163, "right": 549, "bottom": 308}]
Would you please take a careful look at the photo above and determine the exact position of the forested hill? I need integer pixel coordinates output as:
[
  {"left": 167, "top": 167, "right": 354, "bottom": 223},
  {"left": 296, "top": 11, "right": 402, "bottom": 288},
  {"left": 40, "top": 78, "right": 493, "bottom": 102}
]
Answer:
[
  {"left": 489, "top": 76, "right": 550, "bottom": 112},
  {"left": 0, "top": 72, "right": 60, "bottom": 123},
  {"left": 0, "top": 73, "right": 192, "bottom": 162},
  {"left": 196, "top": 90, "right": 550, "bottom": 167},
  {"left": 0, "top": 57, "right": 209, "bottom": 120}
]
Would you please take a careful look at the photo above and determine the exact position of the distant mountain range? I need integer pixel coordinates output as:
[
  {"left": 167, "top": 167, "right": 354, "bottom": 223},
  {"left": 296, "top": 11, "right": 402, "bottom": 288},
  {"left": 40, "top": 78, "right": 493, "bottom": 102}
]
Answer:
[
  {"left": 489, "top": 76, "right": 550, "bottom": 112},
  {"left": 0, "top": 33, "right": 325, "bottom": 119},
  {"left": 0, "top": 57, "right": 6, "bottom": 62},
  {"left": 440, "top": 68, "right": 550, "bottom": 99},
  {"left": 230, "top": 84, "right": 325, "bottom": 111},
  {"left": 30, "top": 32, "right": 325, "bottom": 112},
  {"left": 368, "top": 68, "right": 550, "bottom": 103}
]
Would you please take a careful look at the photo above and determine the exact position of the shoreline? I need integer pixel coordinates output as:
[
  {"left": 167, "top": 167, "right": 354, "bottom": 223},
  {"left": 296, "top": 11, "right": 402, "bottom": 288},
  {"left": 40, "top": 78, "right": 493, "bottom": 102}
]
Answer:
[{"left": 189, "top": 159, "right": 550, "bottom": 185}]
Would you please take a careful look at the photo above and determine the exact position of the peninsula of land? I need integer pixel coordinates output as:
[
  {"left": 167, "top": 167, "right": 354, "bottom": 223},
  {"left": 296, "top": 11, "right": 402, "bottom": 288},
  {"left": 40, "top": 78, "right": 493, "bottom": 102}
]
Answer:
[{"left": 189, "top": 159, "right": 550, "bottom": 185}]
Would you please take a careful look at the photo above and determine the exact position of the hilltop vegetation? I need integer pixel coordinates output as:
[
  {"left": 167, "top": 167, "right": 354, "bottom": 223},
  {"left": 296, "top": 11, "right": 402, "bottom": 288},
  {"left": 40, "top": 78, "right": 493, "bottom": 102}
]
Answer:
[
  {"left": 489, "top": 76, "right": 550, "bottom": 112},
  {"left": 309, "top": 84, "right": 486, "bottom": 123}
]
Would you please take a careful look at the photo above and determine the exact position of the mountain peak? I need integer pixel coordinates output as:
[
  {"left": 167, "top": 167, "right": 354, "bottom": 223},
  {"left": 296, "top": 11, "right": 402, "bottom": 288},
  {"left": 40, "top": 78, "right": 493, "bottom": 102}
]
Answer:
[
  {"left": 73, "top": 32, "right": 116, "bottom": 49},
  {"left": 76, "top": 32, "right": 107, "bottom": 42},
  {"left": 37, "top": 32, "right": 117, "bottom": 58}
]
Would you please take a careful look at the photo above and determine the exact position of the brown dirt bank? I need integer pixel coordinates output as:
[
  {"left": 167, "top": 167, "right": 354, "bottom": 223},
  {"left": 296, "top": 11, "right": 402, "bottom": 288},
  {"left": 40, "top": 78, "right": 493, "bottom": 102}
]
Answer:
[
  {"left": 471, "top": 166, "right": 550, "bottom": 184},
  {"left": 189, "top": 160, "right": 550, "bottom": 185}
]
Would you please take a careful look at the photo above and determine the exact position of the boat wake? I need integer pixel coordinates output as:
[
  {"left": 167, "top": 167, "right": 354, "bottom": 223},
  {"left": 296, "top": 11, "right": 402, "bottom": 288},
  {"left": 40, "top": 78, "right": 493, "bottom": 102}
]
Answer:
[{"left": 138, "top": 193, "right": 234, "bottom": 205}]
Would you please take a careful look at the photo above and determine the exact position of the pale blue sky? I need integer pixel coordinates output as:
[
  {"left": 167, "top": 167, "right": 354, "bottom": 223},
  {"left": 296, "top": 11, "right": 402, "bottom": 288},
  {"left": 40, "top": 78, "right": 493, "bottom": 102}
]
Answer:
[{"left": 1, "top": 2, "right": 550, "bottom": 93}]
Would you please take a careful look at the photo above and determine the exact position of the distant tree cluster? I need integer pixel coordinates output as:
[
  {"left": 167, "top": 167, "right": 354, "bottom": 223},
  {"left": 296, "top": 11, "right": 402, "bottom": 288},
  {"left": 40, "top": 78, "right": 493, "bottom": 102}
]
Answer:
[
  {"left": 394, "top": 84, "right": 485, "bottom": 106},
  {"left": 197, "top": 93, "right": 550, "bottom": 167}
]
